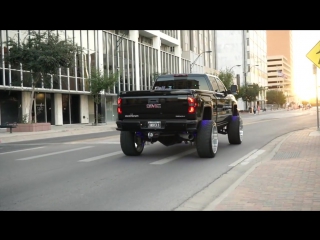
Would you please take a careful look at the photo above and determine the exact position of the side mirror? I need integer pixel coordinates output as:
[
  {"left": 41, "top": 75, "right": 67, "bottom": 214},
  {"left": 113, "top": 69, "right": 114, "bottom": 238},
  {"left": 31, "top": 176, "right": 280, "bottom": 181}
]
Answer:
[{"left": 230, "top": 85, "right": 238, "bottom": 94}]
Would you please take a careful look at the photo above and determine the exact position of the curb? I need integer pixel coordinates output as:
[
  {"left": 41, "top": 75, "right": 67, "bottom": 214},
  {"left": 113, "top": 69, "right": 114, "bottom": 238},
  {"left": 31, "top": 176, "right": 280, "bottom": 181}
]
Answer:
[{"left": 0, "top": 126, "right": 118, "bottom": 143}]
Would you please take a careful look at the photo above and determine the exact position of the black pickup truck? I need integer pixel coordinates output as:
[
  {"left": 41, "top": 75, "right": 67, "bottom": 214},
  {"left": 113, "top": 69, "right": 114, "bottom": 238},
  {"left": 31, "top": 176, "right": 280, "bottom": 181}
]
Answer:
[{"left": 116, "top": 73, "right": 243, "bottom": 158}]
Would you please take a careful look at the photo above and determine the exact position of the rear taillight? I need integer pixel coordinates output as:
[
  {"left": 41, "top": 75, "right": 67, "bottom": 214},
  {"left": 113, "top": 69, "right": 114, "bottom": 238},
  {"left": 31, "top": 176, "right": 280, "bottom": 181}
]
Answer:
[
  {"left": 117, "top": 98, "right": 122, "bottom": 114},
  {"left": 188, "top": 97, "right": 197, "bottom": 113}
]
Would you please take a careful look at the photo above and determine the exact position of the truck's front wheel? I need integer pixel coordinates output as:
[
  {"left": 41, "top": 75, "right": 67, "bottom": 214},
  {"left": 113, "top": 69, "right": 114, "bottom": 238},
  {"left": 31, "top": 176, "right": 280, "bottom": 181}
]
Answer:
[
  {"left": 196, "top": 120, "right": 218, "bottom": 158},
  {"left": 120, "top": 131, "right": 145, "bottom": 156},
  {"left": 228, "top": 116, "right": 243, "bottom": 144}
]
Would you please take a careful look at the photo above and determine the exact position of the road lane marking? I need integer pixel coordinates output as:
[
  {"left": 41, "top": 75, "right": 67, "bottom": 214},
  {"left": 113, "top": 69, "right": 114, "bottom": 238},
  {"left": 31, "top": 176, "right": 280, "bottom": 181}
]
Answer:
[
  {"left": 78, "top": 151, "right": 123, "bottom": 162},
  {"left": 228, "top": 149, "right": 258, "bottom": 167},
  {"left": 150, "top": 149, "right": 196, "bottom": 165},
  {"left": 241, "top": 149, "right": 265, "bottom": 165},
  {"left": 68, "top": 141, "right": 119, "bottom": 144},
  {"left": 16, "top": 146, "right": 94, "bottom": 160},
  {"left": 0, "top": 146, "right": 45, "bottom": 155}
]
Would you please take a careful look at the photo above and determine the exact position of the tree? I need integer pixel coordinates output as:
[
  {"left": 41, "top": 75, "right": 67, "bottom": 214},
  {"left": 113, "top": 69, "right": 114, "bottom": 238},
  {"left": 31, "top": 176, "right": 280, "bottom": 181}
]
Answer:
[
  {"left": 236, "top": 83, "right": 260, "bottom": 108},
  {"left": 87, "top": 67, "right": 119, "bottom": 125},
  {"left": 217, "top": 67, "right": 235, "bottom": 90},
  {"left": 266, "top": 90, "right": 286, "bottom": 108},
  {"left": 3, "top": 30, "right": 82, "bottom": 123}
]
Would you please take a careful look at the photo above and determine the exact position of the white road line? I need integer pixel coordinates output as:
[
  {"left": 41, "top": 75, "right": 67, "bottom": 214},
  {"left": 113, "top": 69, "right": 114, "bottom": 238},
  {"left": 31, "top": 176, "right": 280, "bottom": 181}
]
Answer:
[
  {"left": 16, "top": 146, "right": 94, "bottom": 160},
  {"left": 150, "top": 149, "right": 196, "bottom": 165},
  {"left": 78, "top": 151, "right": 123, "bottom": 162},
  {"left": 228, "top": 149, "right": 258, "bottom": 167},
  {"left": 68, "top": 141, "right": 119, "bottom": 144},
  {"left": 0, "top": 146, "right": 45, "bottom": 155},
  {"left": 241, "top": 149, "right": 265, "bottom": 165}
]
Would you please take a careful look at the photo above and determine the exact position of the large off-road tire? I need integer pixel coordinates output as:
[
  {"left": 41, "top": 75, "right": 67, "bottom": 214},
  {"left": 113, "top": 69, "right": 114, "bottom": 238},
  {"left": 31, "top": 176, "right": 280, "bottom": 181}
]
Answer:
[
  {"left": 196, "top": 120, "right": 218, "bottom": 158},
  {"left": 228, "top": 116, "right": 243, "bottom": 144},
  {"left": 120, "top": 131, "right": 145, "bottom": 156}
]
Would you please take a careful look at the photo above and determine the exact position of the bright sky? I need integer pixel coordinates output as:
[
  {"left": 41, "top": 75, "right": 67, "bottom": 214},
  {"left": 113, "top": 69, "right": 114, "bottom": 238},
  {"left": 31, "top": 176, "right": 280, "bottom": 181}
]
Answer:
[{"left": 292, "top": 30, "right": 320, "bottom": 101}]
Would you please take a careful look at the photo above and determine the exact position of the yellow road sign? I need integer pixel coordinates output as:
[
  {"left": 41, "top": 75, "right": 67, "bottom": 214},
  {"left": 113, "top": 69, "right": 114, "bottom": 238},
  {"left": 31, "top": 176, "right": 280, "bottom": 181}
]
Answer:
[{"left": 306, "top": 40, "right": 320, "bottom": 68}]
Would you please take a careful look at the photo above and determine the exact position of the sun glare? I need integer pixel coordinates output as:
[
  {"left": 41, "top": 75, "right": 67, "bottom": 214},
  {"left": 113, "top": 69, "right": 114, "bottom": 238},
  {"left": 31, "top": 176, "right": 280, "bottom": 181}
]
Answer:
[{"left": 294, "top": 80, "right": 316, "bottom": 101}]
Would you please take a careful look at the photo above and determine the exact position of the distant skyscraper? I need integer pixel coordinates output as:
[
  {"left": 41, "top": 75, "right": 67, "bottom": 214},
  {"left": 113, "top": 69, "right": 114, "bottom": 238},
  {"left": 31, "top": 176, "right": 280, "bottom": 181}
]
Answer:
[{"left": 266, "top": 30, "right": 293, "bottom": 103}]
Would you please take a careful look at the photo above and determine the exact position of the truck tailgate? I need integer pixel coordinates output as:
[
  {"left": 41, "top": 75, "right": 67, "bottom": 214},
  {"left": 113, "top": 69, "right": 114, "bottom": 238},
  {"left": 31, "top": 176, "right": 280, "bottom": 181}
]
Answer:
[{"left": 119, "top": 90, "right": 192, "bottom": 119}]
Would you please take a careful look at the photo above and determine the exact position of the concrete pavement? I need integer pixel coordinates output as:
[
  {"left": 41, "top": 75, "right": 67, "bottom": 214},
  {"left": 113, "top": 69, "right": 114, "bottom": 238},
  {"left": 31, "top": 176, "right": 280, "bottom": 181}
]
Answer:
[
  {"left": 203, "top": 126, "right": 320, "bottom": 211},
  {"left": 0, "top": 122, "right": 118, "bottom": 143}
]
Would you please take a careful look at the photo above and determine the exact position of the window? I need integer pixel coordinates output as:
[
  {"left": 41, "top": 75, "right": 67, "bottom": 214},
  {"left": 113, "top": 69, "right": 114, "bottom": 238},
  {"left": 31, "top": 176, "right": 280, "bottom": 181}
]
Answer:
[
  {"left": 216, "top": 78, "right": 227, "bottom": 92},
  {"left": 208, "top": 76, "right": 219, "bottom": 92},
  {"left": 154, "top": 75, "right": 210, "bottom": 90},
  {"left": 247, "top": 51, "right": 250, "bottom": 59}
]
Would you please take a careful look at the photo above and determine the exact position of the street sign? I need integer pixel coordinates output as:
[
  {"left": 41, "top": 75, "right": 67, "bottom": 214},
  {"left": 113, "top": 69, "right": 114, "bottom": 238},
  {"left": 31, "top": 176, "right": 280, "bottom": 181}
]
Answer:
[{"left": 306, "top": 40, "right": 320, "bottom": 68}]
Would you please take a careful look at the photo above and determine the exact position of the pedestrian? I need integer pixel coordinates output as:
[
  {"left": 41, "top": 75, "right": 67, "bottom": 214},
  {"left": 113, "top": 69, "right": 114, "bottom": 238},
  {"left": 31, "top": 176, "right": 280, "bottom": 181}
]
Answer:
[
  {"left": 253, "top": 106, "right": 256, "bottom": 115},
  {"left": 257, "top": 105, "right": 260, "bottom": 114}
]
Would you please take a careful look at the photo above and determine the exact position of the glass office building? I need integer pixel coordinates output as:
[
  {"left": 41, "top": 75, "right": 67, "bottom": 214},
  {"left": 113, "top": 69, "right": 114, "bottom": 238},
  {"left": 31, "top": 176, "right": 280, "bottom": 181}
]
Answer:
[{"left": 1, "top": 30, "right": 221, "bottom": 125}]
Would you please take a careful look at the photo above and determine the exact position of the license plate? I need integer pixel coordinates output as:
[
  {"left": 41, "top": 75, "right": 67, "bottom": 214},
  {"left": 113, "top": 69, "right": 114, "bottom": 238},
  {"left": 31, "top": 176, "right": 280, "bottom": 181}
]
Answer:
[{"left": 148, "top": 121, "right": 161, "bottom": 128}]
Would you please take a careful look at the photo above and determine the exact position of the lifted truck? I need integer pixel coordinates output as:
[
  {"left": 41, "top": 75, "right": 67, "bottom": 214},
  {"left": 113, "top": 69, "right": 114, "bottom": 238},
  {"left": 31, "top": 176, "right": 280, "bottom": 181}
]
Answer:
[{"left": 116, "top": 73, "right": 243, "bottom": 158}]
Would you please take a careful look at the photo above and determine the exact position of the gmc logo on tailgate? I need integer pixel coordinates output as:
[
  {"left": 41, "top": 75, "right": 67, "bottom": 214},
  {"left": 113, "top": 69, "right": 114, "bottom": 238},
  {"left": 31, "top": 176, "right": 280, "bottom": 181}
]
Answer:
[{"left": 146, "top": 104, "right": 161, "bottom": 108}]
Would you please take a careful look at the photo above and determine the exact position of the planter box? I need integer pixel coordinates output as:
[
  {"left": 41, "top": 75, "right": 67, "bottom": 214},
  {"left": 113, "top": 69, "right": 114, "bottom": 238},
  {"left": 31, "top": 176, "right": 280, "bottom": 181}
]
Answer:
[{"left": 8, "top": 123, "right": 51, "bottom": 132}]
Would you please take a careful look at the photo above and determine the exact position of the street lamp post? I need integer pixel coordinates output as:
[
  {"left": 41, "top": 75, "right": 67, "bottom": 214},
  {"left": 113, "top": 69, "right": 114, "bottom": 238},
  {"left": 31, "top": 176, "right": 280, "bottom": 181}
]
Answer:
[
  {"left": 244, "top": 64, "right": 259, "bottom": 110},
  {"left": 230, "top": 64, "right": 241, "bottom": 72},
  {"left": 190, "top": 50, "right": 212, "bottom": 73}
]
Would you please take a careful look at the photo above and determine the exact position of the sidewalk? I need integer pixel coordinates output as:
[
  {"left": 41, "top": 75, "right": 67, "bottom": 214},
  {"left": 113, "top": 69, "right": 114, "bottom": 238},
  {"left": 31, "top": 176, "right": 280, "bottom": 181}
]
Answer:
[
  {"left": 0, "top": 122, "right": 118, "bottom": 143},
  {"left": 204, "top": 127, "right": 320, "bottom": 211}
]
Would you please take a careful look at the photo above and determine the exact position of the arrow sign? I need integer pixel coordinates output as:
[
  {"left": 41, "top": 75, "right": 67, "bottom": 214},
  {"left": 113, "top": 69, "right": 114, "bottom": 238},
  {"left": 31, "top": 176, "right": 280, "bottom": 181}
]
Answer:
[{"left": 306, "top": 40, "right": 320, "bottom": 68}]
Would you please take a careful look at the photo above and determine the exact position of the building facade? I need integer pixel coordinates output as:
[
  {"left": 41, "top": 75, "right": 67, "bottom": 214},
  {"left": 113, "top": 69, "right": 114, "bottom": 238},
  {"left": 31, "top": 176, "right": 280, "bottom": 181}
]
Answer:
[
  {"left": 215, "top": 30, "right": 268, "bottom": 111},
  {"left": 266, "top": 30, "right": 293, "bottom": 104},
  {"left": 0, "top": 30, "right": 219, "bottom": 126}
]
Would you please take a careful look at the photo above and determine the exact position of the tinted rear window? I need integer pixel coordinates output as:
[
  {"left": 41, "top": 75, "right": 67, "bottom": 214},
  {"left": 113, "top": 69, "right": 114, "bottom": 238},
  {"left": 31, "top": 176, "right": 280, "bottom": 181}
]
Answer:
[{"left": 153, "top": 76, "right": 210, "bottom": 90}]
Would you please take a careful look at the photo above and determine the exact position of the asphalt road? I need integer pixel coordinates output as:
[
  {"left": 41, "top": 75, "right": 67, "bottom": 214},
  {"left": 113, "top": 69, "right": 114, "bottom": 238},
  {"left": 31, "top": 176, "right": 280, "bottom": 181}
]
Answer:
[{"left": 0, "top": 108, "right": 316, "bottom": 210}]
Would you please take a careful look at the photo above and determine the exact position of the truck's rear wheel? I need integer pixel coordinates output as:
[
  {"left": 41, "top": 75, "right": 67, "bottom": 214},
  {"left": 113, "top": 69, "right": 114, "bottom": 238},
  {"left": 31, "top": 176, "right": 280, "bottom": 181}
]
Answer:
[
  {"left": 120, "top": 131, "right": 145, "bottom": 156},
  {"left": 228, "top": 116, "right": 243, "bottom": 144},
  {"left": 196, "top": 120, "right": 218, "bottom": 158}
]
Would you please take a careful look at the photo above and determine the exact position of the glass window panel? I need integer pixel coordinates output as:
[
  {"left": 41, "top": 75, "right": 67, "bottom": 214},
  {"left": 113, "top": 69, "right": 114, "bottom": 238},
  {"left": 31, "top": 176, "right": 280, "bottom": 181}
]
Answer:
[
  {"left": 61, "top": 66, "right": 68, "bottom": 76},
  {"left": 43, "top": 75, "right": 51, "bottom": 89},
  {"left": 11, "top": 70, "right": 21, "bottom": 86},
  {"left": 88, "top": 30, "right": 95, "bottom": 51},
  {"left": 19, "top": 30, "right": 29, "bottom": 43},
  {"left": 74, "top": 30, "right": 81, "bottom": 47},
  {"left": 22, "top": 71, "right": 31, "bottom": 87},
  {"left": 83, "top": 53, "right": 90, "bottom": 78},
  {"left": 52, "top": 74, "right": 60, "bottom": 89},
  {"left": 90, "top": 50, "right": 96, "bottom": 69},
  {"left": 0, "top": 69, "right": 4, "bottom": 86},
  {"left": 108, "top": 33, "right": 114, "bottom": 72},
  {"left": 70, "top": 77, "right": 76, "bottom": 90},
  {"left": 61, "top": 76, "right": 68, "bottom": 90},
  {"left": 77, "top": 77, "right": 83, "bottom": 91},
  {"left": 119, "top": 46, "right": 124, "bottom": 92},
  {"left": 66, "top": 30, "right": 73, "bottom": 42},
  {"left": 84, "top": 79, "right": 90, "bottom": 91},
  {"left": 35, "top": 93, "right": 46, "bottom": 123},
  {"left": 132, "top": 42, "right": 135, "bottom": 91},
  {"left": 81, "top": 30, "right": 88, "bottom": 50}
]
